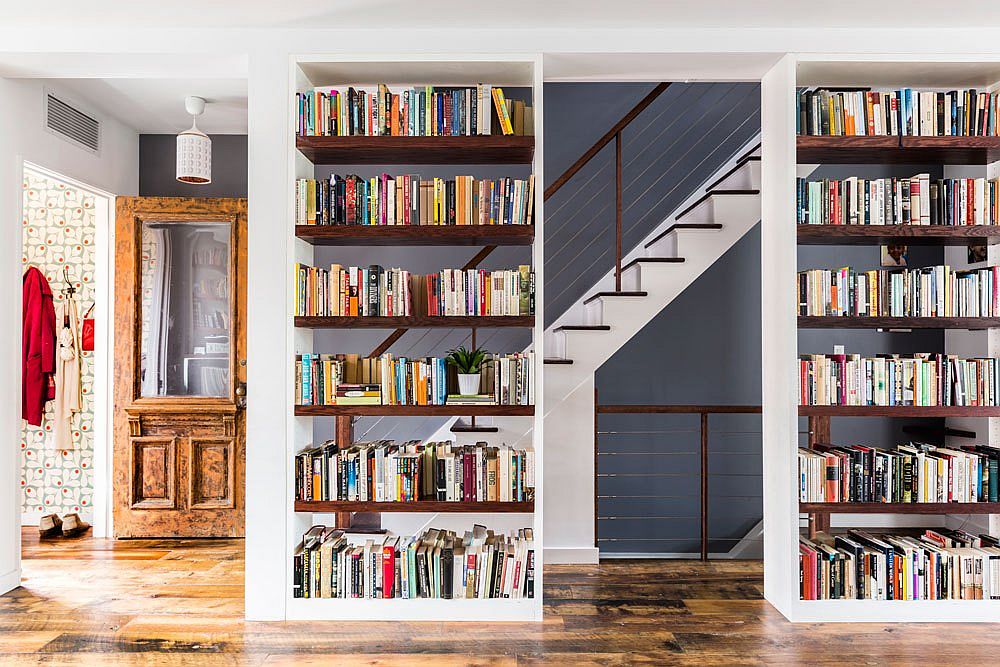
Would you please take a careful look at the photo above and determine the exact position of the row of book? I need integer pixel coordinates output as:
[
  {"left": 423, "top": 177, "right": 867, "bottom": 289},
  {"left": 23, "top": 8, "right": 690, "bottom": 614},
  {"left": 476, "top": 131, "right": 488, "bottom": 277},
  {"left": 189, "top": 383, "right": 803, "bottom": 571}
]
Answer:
[
  {"left": 295, "top": 352, "right": 534, "bottom": 407},
  {"left": 293, "top": 525, "right": 535, "bottom": 600},
  {"left": 294, "top": 265, "right": 534, "bottom": 318},
  {"left": 797, "top": 88, "right": 1000, "bottom": 137},
  {"left": 798, "top": 442, "right": 1000, "bottom": 504},
  {"left": 295, "top": 174, "right": 535, "bottom": 227},
  {"left": 294, "top": 440, "right": 534, "bottom": 504},
  {"left": 800, "top": 529, "right": 1000, "bottom": 601},
  {"left": 295, "top": 84, "right": 531, "bottom": 137},
  {"left": 796, "top": 176, "right": 1000, "bottom": 227},
  {"left": 799, "top": 353, "right": 1000, "bottom": 407},
  {"left": 797, "top": 266, "right": 1000, "bottom": 318}
]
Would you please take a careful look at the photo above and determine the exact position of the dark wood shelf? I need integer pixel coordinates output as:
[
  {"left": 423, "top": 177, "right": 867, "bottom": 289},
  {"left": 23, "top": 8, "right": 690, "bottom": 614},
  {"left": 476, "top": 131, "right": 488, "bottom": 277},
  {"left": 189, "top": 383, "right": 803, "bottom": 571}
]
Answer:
[
  {"left": 294, "top": 500, "right": 534, "bottom": 513},
  {"left": 296, "top": 135, "right": 535, "bottom": 164},
  {"left": 295, "top": 224, "right": 534, "bottom": 247},
  {"left": 798, "top": 316, "right": 1000, "bottom": 330},
  {"left": 294, "top": 315, "right": 534, "bottom": 329},
  {"left": 799, "top": 405, "right": 1000, "bottom": 417},
  {"left": 797, "top": 224, "right": 1000, "bottom": 246},
  {"left": 797, "top": 135, "right": 1000, "bottom": 164},
  {"left": 801, "top": 502, "right": 1000, "bottom": 515},
  {"left": 295, "top": 405, "right": 534, "bottom": 417}
]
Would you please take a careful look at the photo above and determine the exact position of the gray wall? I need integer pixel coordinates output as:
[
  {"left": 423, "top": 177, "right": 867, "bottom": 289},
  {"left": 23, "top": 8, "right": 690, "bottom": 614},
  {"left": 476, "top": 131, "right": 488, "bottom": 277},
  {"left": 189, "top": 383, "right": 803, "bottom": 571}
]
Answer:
[
  {"left": 594, "top": 160, "right": 951, "bottom": 553},
  {"left": 139, "top": 134, "right": 247, "bottom": 197}
]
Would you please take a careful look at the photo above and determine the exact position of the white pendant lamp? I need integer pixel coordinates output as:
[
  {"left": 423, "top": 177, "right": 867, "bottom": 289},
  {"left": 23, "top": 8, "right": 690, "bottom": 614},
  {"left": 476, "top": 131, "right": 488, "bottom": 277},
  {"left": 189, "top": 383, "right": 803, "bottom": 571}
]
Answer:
[{"left": 176, "top": 96, "right": 212, "bottom": 184}]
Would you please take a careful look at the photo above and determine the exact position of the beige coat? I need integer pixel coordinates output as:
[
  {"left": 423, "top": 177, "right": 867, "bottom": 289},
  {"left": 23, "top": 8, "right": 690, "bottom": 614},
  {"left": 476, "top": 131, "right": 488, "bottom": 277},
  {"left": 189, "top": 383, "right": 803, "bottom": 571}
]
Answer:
[{"left": 53, "top": 297, "right": 81, "bottom": 450}]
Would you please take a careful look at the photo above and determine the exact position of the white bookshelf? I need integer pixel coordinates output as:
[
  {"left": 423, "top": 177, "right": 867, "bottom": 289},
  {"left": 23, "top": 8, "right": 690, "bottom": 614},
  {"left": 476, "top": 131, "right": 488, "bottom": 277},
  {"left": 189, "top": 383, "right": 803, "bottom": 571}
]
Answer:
[
  {"left": 282, "top": 55, "right": 545, "bottom": 622},
  {"left": 762, "top": 54, "right": 1000, "bottom": 623}
]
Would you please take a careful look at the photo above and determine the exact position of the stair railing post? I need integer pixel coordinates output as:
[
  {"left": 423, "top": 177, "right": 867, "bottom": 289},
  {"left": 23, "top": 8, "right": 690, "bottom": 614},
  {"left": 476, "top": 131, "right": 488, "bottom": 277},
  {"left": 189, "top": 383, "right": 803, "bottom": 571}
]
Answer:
[
  {"left": 615, "top": 130, "right": 623, "bottom": 291},
  {"left": 700, "top": 411, "right": 709, "bottom": 561}
]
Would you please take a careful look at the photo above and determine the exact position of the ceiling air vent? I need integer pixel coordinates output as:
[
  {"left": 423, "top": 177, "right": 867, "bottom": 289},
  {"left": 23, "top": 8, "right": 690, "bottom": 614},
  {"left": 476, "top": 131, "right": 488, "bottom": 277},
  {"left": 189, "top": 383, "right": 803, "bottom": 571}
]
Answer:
[{"left": 45, "top": 92, "right": 100, "bottom": 153}]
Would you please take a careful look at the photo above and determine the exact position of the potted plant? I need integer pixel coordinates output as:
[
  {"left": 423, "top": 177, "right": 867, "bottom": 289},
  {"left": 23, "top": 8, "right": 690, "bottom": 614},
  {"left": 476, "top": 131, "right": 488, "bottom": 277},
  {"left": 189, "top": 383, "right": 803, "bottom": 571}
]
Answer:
[{"left": 446, "top": 346, "right": 490, "bottom": 396}]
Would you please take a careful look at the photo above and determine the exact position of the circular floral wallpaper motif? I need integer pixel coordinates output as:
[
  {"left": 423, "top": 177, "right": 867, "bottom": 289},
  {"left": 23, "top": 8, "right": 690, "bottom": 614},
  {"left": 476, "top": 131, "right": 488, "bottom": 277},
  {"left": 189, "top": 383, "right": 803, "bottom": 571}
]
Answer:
[{"left": 21, "top": 172, "right": 95, "bottom": 520}]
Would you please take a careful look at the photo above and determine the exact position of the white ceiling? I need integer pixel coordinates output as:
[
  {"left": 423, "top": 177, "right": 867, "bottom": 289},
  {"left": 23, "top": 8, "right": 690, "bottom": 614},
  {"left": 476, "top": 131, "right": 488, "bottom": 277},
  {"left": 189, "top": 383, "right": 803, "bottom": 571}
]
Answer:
[
  {"left": 3, "top": 0, "right": 1000, "bottom": 29},
  {"left": 47, "top": 78, "right": 248, "bottom": 134}
]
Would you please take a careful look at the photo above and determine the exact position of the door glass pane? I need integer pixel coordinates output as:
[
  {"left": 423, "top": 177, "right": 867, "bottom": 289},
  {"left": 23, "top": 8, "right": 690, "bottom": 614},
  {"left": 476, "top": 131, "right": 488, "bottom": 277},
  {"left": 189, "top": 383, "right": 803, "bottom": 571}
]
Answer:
[{"left": 139, "top": 221, "right": 231, "bottom": 397}]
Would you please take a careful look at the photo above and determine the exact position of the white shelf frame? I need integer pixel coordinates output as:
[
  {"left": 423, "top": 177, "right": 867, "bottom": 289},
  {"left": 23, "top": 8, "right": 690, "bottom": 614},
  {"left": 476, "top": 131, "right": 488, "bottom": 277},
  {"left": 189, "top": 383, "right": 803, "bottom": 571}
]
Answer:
[
  {"left": 281, "top": 53, "right": 545, "bottom": 622},
  {"left": 762, "top": 52, "right": 1000, "bottom": 624}
]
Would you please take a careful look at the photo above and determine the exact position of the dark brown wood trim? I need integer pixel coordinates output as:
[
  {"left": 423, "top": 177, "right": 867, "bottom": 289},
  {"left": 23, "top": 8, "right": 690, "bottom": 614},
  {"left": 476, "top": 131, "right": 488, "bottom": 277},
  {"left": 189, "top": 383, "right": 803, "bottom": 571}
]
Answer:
[
  {"left": 296, "top": 135, "right": 535, "bottom": 165},
  {"left": 544, "top": 83, "right": 670, "bottom": 201},
  {"left": 544, "top": 358, "right": 574, "bottom": 365},
  {"left": 798, "top": 316, "right": 1000, "bottom": 330},
  {"left": 582, "top": 291, "right": 648, "bottom": 305},
  {"left": 797, "top": 135, "right": 1000, "bottom": 164},
  {"left": 704, "top": 155, "right": 761, "bottom": 192},
  {"left": 800, "top": 502, "right": 1000, "bottom": 515},
  {"left": 674, "top": 189, "right": 760, "bottom": 222},
  {"left": 450, "top": 424, "right": 500, "bottom": 433},
  {"left": 554, "top": 325, "right": 611, "bottom": 332},
  {"left": 295, "top": 405, "right": 534, "bottom": 417},
  {"left": 799, "top": 405, "right": 1000, "bottom": 417},
  {"left": 620, "top": 257, "right": 685, "bottom": 273},
  {"left": 644, "top": 223, "right": 723, "bottom": 250},
  {"left": 700, "top": 411, "right": 709, "bottom": 562},
  {"left": 295, "top": 500, "right": 534, "bottom": 513},
  {"left": 596, "top": 405, "right": 761, "bottom": 414},
  {"left": 294, "top": 224, "right": 534, "bottom": 247},
  {"left": 797, "top": 224, "right": 1000, "bottom": 246},
  {"left": 297, "top": 315, "right": 534, "bottom": 329}
]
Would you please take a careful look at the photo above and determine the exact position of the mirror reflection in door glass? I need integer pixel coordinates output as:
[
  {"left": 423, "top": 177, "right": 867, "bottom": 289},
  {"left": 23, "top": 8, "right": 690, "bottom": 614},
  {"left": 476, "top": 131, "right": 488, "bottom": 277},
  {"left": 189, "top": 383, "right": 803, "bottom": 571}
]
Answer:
[{"left": 139, "top": 221, "right": 231, "bottom": 397}]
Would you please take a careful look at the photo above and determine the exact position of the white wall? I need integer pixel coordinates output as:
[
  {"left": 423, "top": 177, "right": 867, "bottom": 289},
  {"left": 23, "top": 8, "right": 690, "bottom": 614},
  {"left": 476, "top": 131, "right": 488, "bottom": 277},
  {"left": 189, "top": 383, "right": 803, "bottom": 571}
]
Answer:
[{"left": 0, "top": 77, "right": 138, "bottom": 594}]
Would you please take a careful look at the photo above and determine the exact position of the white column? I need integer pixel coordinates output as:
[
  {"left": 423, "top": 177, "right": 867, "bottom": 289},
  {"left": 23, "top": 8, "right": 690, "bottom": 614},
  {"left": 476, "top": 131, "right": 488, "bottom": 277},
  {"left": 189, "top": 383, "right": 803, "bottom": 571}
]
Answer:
[
  {"left": 245, "top": 51, "right": 291, "bottom": 621},
  {"left": 760, "top": 54, "right": 798, "bottom": 620}
]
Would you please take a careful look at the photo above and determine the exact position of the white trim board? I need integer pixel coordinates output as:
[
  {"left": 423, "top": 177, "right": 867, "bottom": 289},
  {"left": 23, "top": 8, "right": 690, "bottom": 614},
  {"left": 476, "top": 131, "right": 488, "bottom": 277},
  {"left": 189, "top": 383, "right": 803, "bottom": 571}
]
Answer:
[
  {"left": 544, "top": 546, "right": 599, "bottom": 565},
  {"left": 0, "top": 568, "right": 20, "bottom": 596}
]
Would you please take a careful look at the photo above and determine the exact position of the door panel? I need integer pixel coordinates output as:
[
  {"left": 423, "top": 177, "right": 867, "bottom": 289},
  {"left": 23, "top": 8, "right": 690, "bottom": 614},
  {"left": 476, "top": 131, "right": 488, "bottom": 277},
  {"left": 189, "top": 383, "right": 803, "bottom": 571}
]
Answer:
[
  {"left": 189, "top": 437, "right": 235, "bottom": 509},
  {"left": 114, "top": 197, "right": 247, "bottom": 538},
  {"left": 129, "top": 437, "right": 177, "bottom": 509}
]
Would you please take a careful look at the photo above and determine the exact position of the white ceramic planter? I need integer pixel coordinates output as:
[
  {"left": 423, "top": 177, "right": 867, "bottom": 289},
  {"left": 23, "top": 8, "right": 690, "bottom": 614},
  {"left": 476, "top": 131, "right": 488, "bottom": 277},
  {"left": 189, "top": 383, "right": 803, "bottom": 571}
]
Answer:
[{"left": 457, "top": 373, "right": 481, "bottom": 396}]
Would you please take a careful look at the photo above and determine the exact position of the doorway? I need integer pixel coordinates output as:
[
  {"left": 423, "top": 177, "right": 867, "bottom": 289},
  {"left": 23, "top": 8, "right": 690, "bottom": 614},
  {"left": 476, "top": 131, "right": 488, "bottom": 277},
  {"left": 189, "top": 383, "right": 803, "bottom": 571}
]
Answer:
[
  {"left": 20, "top": 163, "right": 115, "bottom": 540},
  {"left": 113, "top": 197, "right": 247, "bottom": 538}
]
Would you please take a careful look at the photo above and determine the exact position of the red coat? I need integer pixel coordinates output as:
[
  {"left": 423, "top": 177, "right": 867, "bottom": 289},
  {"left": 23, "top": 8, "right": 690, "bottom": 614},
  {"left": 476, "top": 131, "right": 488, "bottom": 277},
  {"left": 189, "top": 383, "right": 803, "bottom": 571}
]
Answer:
[{"left": 22, "top": 267, "right": 56, "bottom": 426}]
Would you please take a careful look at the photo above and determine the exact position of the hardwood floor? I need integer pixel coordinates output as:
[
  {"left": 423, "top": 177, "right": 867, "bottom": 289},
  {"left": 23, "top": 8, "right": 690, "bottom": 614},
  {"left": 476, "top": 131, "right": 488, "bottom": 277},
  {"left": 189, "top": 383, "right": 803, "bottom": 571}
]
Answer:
[{"left": 2, "top": 529, "right": 999, "bottom": 665}]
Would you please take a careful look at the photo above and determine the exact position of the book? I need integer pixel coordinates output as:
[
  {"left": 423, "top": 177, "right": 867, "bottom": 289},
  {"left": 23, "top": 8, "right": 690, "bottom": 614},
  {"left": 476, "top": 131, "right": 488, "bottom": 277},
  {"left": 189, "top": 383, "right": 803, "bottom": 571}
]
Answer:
[
  {"left": 293, "top": 265, "right": 535, "bottom": 318},
  {"left": 799, "top": 442, "right": 1000, "bottom": 503},
  {"left": 295, "top": 351, "right": 534, "bottom": 407},
  {"left": 797, "top": 265, "right": 1000, "bottom": 318},
  {"left": 292, "top": 524, "right": 536, "bottom": 600},
  {"left": 797, "top": 88, "right": 1000, "bottom": 137},
  {"left": 296, "top": 84, "right": 532, "bottom": 137},
  {"left": 796, "top": 174, "right": 1000, "bottom": 227},
  {"left": 799, "top": 352, "right": 1000, "bottom": 407}
]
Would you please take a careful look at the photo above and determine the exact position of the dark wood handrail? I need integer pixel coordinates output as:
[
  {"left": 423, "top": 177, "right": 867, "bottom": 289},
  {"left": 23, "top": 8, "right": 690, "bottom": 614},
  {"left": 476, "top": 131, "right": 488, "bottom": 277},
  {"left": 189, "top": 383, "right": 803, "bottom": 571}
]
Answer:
[
  {"left": 368, "top": 83, "right": 670, "bottom": 357},
  {"left": 544, "top": 83, "right": 670, "bottom": 201},
  {"left": 594, "top": 401, "right": 762, "bottom": 560}
]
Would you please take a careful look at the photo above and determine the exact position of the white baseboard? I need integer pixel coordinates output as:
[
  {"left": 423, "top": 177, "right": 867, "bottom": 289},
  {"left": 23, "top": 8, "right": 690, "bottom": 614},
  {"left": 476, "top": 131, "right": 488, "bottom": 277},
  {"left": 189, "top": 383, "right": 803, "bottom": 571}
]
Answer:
[
  {"left": 0, "top": 568, "right": 21, "bottom": 595},
  {"left": 21, "top": 510, "right": 94, "bottom": 527},
  {"left": 544, "top": 546, "right": 600, "bottom": 564}
]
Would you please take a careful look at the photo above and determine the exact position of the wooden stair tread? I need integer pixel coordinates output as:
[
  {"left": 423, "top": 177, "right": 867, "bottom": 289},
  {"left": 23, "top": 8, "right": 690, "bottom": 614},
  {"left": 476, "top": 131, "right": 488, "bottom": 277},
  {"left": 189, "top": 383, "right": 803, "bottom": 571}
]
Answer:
[
  {"left": 621, "top": 257, "right": 685, "bottom": 273},
  {"left": 544, "top": 358, "right": 574, "bottom": 364},
  {"left": 644, "top": 224, "right": 723, "bottom": 249},
  {"left": 737, "top": 142, "right": 761, "bottom": 162},
  {"left": 704, "top": 155, "right": 761, "bottom": 191},
  {"left": 553, "top": 325, "right": 611, "bottom": 332},
  {"left": 582, "top": 291, "right": 648, "bottom": 305},
  {"left": 675, "top": 189, "right": 761, "bottom": 221}
]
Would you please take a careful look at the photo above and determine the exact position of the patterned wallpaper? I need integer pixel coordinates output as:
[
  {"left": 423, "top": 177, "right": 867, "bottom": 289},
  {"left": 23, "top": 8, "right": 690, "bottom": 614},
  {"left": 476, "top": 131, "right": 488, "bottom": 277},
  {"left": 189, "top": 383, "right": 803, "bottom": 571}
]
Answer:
[{"left": 21, "top": 171, "right": 96, "bottom": 521}]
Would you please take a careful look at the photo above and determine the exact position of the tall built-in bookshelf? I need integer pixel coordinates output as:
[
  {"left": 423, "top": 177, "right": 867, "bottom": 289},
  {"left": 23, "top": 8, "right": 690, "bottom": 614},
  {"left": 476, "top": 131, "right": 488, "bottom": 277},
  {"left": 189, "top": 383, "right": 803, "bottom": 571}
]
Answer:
[
  {"left": 763, "top": 56, "right": 1000, "bottom": 622},
  {"left": 284, "top": 56, "right": 544, "bottom": 622}
]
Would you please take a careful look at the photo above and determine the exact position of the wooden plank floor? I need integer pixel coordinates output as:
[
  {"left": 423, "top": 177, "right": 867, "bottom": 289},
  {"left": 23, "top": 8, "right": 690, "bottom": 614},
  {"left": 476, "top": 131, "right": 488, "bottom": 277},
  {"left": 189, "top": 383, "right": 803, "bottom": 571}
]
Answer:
[{"left": 2, "top": 529, "right": 999, "bottom": 665}]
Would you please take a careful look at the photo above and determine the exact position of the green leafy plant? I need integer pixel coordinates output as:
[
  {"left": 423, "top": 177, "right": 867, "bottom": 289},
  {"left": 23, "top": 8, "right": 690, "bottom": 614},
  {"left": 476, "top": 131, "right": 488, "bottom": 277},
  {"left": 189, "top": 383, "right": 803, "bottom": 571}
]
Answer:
[{"left": 445, "top": 346, "right": 490, "bottom": 374}]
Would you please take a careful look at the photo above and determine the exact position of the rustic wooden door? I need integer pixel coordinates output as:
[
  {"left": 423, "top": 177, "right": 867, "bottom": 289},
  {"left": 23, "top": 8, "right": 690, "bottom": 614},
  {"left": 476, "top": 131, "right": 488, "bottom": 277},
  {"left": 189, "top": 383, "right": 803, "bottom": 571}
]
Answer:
[{"left": 113, "top": 197, "right": 247, "bottom": 537}]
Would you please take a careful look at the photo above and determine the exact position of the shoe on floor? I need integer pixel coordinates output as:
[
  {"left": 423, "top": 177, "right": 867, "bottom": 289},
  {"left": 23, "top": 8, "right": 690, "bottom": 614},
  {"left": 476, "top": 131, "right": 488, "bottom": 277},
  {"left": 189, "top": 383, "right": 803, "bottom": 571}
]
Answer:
[
  {"left": 38, "top": 514, "right": 63, "bottom": 538},
  {"left": 61, "top": 513, "right": 90, "bottom": 538}
]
